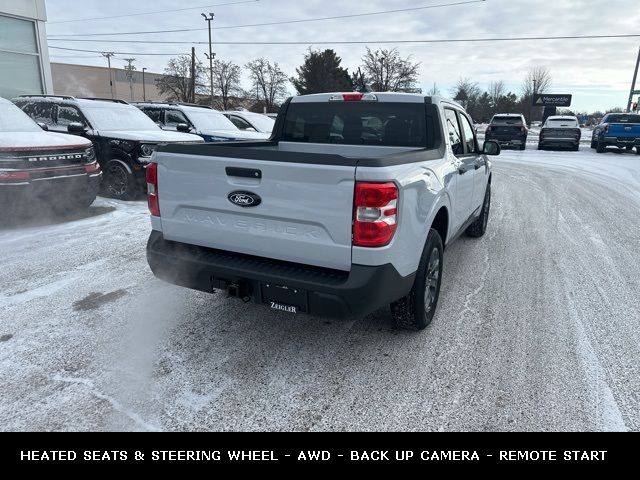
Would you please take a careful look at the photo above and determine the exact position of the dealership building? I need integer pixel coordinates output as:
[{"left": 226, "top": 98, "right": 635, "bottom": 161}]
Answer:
[{"left": 0, "top": 0, "right": 53, "bottom": 99}]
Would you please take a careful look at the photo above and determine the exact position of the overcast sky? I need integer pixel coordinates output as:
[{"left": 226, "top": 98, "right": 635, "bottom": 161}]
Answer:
[{"left": 44, "top": 0, "right": 640, "bottom": 112}]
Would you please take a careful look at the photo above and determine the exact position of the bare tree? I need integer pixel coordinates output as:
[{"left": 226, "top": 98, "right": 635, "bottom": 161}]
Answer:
[
  {"left": 245, "top": 58, "right": 289, "bottom": 111},
  {"left": 452, "top": 78, "right": 481, "bottom": 110},
  {"left": 360, "top": 47, "right": 421, "bottom": 92},
  {"left": 211, "top": 59, "right": 242, "bottom": 110},
  {"left": 156, "top": 55, "right": 206, "bottom": 103},
  {"left": 488, "top": 80, "right": 505, "bottom": 108},
  {"left": 521, "top": 66, "right": 552, "bottom": 123}
]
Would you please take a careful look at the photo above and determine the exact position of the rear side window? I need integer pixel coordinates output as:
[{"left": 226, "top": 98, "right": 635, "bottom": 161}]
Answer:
[
  {"left": 282, "top": 102, "right": 432, "bottom": 148},
  {"left": 18, "top": 101, "right": 54, "bottom": 125},
  {"left": 142, "top": 108, "right": 162, "bottom": 124}
]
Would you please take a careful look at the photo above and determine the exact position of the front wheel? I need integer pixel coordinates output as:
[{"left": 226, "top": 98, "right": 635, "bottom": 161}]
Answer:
[
  {"left": 104, "top": 161, "right": 135, "bottom": 200},
  {"left": 390, "top": 229, "right": 444, "bottom": 331}
]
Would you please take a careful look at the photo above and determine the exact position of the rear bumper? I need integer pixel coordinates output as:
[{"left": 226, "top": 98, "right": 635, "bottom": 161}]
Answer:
[
  {"left": 485, "top": 134, "right": 527, "bottom": 146},
  {"left": 601, "top": 136, "right": 640, "bottom": 146},
  {"left": 146, "top": 230, "right": 416, "bottom": 318},
  {"left": 539, "top": 137, "right": 579, "bottom": 147}
]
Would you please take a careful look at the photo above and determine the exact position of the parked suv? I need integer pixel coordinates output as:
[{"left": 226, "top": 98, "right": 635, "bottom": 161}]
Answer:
[
  {"left": 146, "top": 93, "right": 501, "bottom": 330},
  {"left": 0, "top": 97, "right": 101, "bottom": 218},
  {"left": 538, "top": 115, "right": 581, "bottom": 151},
  {"left": 13, "top": 96, "right": 203, "bottom": 199},
  {"left": 134, "top": 103, "right": 270, "bottom": 142},
  {"left": 591, "top": 113, "right": 640, "bottom": 154},
  {"left": 485, "top": 113, "right": 528, "bottom": 150}
]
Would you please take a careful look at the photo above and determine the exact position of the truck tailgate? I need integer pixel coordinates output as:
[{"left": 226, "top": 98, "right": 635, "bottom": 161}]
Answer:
[
  {"left": 155, "top": 151, "right": 356, "bottom": 271},
  {"left": 608, "top": 123, "right": 640, "bottom": 137}
]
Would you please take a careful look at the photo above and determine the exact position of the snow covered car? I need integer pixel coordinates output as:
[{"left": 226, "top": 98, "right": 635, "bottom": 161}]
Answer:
[
  {"left": 134, "top": 103, "right": 270, "bottom": 142},
  {"left": 0, "top": 97, "right": 101, "bottom": 217},
  {"left": 485, "top": 113, "right": 528, "bottom": 150},
  {"left": 538, "top": 115, "right": 581, "bottom": 151},
  {"left": 223, "top": 111, "right": 275, "bottom": 134},
  {"left": 13, "top": 96, "right": 204, "bottom": 199},
  {"left": 591, "top": 113, "right": 640, "bottom": 154}
]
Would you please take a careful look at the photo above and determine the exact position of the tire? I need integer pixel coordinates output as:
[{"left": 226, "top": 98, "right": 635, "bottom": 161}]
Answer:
[
  {"left": 466, "top": 182, "right": 491, "bottom": 238},
  {"left": 520, "top": 143, "right": 526, "bottom": 151},
  {"left": 636, "top": 147, "right": 640, "bottom": 155},
  {"left": 390, "top": 229, "right": 444, "bottom": 331},
  {"left": 104, "top": 160, "right": 135, "bottom": 200},
  {"left": 590, "top": 138, "right": 597, "bottom": 149},
  {"left": 596, "top": 140, "right": 607, "bottom": 154},
  {"left": 572, "top": 144, "right": 580, "bottom": 152},
  {"left": 537, "top": 143, "right": 543, "bottom": 150},
  {"left": 625, "top": 145, "right": 633, "bottom": 151}
]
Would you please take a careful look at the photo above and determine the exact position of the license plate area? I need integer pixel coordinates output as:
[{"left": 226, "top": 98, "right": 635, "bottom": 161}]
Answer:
[{"left": 261, "top": 283, "right": 308, "bottom": 314}]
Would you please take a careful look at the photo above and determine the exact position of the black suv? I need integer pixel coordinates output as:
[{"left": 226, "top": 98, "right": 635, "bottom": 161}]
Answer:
[
  {"left": 485, "top": 113, "right": 528, "bottom": 150},
  {"left": 13, "top": 96, "right": 203, "bottom": 199}
]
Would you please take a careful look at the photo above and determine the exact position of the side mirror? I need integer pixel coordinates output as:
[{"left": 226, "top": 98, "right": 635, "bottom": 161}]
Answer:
[
  {"left": 482, "top": 140, "right": 501, "bottom": 156},
  {"left": 37, "top": 122, "right": 49, "bottom": 131},
  {"left": 67, "top": 122, "right": 87, "bottom": 134},
  {"left": 176, "top": 123, "right": 191, "bottom": 133}
]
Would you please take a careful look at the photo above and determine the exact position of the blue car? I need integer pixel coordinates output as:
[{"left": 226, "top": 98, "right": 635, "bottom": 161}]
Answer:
[{"left": 591, "top": 113, "right": 640, "bottom": 154}]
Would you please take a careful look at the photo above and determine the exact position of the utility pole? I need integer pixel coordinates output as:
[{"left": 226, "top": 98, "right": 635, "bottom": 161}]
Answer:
[
  {"left": 142, "top": 67, "right": 147, "bottom": 102},
  {"left": 191, "top": 47, "right": 196, "bottom": 104},
  {"left": 101, "top": 52, "right": 115, "bottom": 99},
  {"left": 627, "top": 46, "right": 640, "bottom": 113},
  {"left": 124, "top": 58, "right": 136, "bottom": 102},
  {"left": 202, "top": 12, "right": 215, "bottom": 108}
]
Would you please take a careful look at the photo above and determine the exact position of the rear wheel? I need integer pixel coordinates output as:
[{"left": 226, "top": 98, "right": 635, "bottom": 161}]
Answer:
[
  {"left": 467, "top": 183, "right": 491, "bottom": 238},
  {"left": 590, "top": 138, "right": 597, "bottom": 149},
  {"left": 537, "top": 143, "right": 544, "bottom": 150},
  {"left": 391, "top": 229, "right": 444, "bottom": 331},
  {"left": 625, "top": 145, "right": 633, "bottom": 151},
  {"left": 104, "top": 161, "right": 135, "bottom": 200},
  {"left": 596, "top": 140, "right": 607, "bottom": 153},
  {"left": 520, "top": 143, "right": 526, "bottom": 151}
]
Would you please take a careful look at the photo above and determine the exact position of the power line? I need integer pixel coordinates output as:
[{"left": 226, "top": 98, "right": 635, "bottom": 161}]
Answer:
[
  {"left": 50, "top": 46, "right": 181, "bottom": 56},
  {"left": 47, "top": 0, "right": 259, "bottom": 25},
  {"left": 47, "top": 0, "right": 487, "bottom": 37},
  {"left": 48, "top": 33, "right": 640, "bottom": 48}
]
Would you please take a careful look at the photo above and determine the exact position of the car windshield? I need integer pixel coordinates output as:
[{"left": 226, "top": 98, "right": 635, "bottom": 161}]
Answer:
[
  {"left": 492, "top": 116, "right": 523, "bottom": 125},
  {"left": 82, "top": 103, "right": 160, "bottom": 131},
  {"left": 186, "top": 110, "right": 238, "bottom": 131},
  {"left": 0, "top": 101, "right": 41, "bottom": 132},
  {"left": 604, "top": 114, "right": 640, "bottom": 123},
  {"left": 546, "top": 118, "right": 578, "bottom": 127},
  {"left": 243, "top": 113, "right": 275, "bottom": 132}
]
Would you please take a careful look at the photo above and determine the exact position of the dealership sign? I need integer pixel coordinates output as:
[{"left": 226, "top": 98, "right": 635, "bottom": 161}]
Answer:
[{"left": 532, "top": 94, "right": 572, "bottom": 107}]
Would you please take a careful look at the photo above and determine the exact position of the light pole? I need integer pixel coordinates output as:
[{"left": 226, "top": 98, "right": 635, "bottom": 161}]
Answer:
[
  {"left": 101, "top": 52, "right": 115, "bottom": 99},
  {"left": 202, "top": 12, "right": 215, "bottom": 108},
  {"left": 142, "top": 68, "right": 147, "bottom": 102}
]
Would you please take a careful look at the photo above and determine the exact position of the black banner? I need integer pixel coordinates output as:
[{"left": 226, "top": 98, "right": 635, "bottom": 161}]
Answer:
[
  {"left": 533, "top": 94, "right": 573, "bottom": 107},
  {"left": 0, "top": 432, "right": 633, "bottom": 472}
]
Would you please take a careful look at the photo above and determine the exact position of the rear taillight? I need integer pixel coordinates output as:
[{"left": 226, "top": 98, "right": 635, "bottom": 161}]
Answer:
[
  {"left": 146, "top": 162, "right": 160, "bottom": 217},
  {"left": 353, "top": 182, "right": 398, "bottom": 248}
]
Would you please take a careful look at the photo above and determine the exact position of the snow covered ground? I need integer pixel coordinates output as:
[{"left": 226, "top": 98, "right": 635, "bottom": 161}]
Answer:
[{"left": 1, "top": 146, "right": 639, "bottom": 431}]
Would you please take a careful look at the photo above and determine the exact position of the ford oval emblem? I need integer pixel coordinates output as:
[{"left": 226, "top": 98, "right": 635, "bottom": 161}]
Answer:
[{"left": 228, "top": 191, "right": 262, "bottom": 208}]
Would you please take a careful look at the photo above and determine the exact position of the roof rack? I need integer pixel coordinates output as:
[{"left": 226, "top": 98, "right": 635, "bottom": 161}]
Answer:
[
  {"left": 17, "top": 94, "right": 76, "bottom": 100},
  {"left": 175, "top": 103, "right": 213, "bottom": 109},
  {"left": 80, "top": 97, "right": 129, "bottom": 104}
]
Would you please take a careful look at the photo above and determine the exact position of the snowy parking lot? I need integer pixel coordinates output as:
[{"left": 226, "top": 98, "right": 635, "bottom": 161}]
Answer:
[{"left": 1, "top": 146, "right": 639, "bottom": 432}]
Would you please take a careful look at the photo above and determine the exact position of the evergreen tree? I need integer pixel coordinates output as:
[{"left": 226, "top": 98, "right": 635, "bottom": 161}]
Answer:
[{"left": 292, "top": 49, "right": 353, "bottom": 95}]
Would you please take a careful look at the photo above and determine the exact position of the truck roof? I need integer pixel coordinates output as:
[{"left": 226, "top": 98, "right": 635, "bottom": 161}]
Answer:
[{"left": 289, "top": 92, "right": 463, "bottom": 108}]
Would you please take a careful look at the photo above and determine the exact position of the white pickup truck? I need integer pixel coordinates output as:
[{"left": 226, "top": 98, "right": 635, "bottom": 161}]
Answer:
[{"left": 146, "top": 93, "right": 500, "bottom": 330}]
